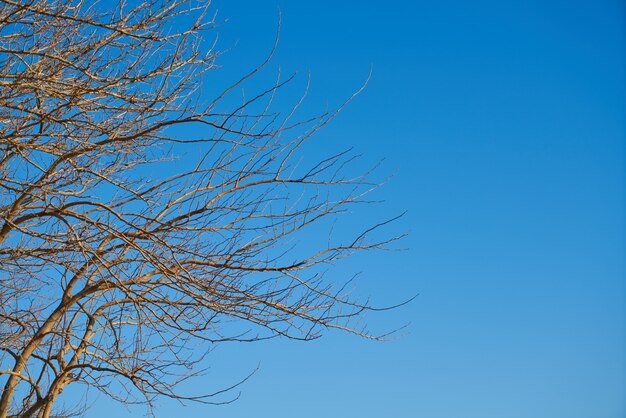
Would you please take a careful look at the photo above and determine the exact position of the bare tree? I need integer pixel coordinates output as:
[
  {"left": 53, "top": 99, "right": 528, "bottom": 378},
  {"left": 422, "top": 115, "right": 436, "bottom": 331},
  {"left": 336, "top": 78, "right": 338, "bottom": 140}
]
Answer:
[{"left": 0, "top": 1, "right": 404, "bottom": 417}]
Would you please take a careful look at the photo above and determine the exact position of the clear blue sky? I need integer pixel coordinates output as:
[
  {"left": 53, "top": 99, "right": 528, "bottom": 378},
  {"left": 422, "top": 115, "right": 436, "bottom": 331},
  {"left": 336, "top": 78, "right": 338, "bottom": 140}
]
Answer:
[{"left": 92, "top": 1, "right": 624, "bottom": 417}]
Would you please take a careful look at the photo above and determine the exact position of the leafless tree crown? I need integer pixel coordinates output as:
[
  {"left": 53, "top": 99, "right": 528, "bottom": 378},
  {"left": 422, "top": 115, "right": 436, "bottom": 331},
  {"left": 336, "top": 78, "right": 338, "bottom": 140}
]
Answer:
[{"left": 0, "top": 1, "right": 403, "bottom": 416}]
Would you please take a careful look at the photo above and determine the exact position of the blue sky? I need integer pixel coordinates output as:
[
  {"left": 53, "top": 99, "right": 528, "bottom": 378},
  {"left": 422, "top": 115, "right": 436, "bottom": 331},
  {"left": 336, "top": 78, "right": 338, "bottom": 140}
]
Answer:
[{"left": 92, "top": 1, "right": 624, "bottom": 417}]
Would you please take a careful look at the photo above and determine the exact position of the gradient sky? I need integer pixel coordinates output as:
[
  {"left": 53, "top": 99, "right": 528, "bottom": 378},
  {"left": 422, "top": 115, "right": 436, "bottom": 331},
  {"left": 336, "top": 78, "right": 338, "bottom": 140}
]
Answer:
[{"left": 90, "top": 1, "right": 625, "bottom": 417}]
